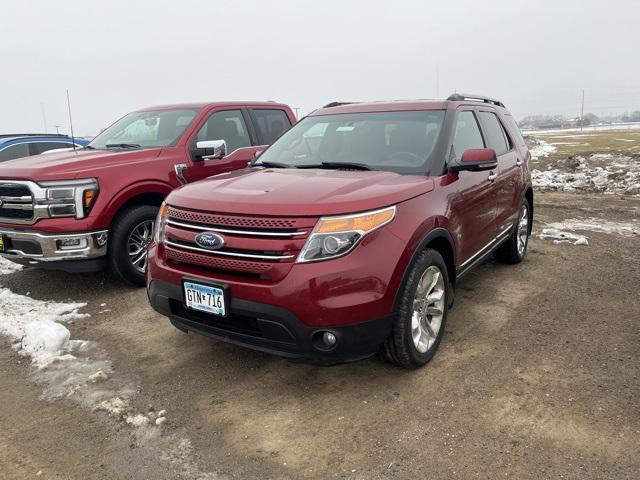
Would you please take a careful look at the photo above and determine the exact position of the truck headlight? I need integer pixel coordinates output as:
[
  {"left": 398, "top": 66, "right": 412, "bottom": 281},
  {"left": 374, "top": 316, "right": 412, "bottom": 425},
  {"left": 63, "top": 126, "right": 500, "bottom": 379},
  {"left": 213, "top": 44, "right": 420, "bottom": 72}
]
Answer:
[
  {"left": 37, "top": 179, "right": 99, "bottom": 219},
  {"left": 297, "top": 206, "right": 396, "bottom": 263},
  {"left": 154, "top": 202, "right": 169, "bottom": 244}
]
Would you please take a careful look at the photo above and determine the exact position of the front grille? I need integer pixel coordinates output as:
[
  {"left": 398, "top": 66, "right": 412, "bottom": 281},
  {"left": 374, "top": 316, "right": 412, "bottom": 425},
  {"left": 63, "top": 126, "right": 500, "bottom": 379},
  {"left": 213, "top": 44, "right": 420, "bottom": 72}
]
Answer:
[
  {"left": 163, "top": 207, "right": 318, "bottom": 280},
  {"left": 0, "top": 184, "right": 30, "bottom": 197},
  {"left": 0, "top": 208, "right": 32, "bottom": 219},
  {"left": 0, "top": 182, "right": 34, "bottom": 223}
]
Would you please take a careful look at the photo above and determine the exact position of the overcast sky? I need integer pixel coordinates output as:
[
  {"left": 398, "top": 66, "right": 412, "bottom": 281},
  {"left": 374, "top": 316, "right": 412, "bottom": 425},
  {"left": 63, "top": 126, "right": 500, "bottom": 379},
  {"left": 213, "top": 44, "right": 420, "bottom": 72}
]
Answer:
[{"left": 1, "top": 0, "right": 639, "bottom": 136}]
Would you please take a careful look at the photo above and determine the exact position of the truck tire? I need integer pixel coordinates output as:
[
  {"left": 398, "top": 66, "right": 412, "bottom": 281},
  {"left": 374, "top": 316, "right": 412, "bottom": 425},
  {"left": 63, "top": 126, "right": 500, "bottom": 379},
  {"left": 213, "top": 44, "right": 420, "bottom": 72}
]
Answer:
[
  {"left": 382, "top": 248, "right": 450, "bottom": 369},
  {"left": 495, "top": 197, "right": 531, "bottom": 264},
  {"left": 108, "top": 205, "right": 158, "bottom": 286}
]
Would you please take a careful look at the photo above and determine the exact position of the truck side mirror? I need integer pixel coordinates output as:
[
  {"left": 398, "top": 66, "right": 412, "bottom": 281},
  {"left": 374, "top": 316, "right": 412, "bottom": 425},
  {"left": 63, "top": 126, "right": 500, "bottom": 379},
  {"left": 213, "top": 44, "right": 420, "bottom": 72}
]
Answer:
[
  {"left": 192, "top": 140, "right": 226, "bottom": 162},
  {"left": 449, "top": 148, "right": 497, "bottom": 172}
]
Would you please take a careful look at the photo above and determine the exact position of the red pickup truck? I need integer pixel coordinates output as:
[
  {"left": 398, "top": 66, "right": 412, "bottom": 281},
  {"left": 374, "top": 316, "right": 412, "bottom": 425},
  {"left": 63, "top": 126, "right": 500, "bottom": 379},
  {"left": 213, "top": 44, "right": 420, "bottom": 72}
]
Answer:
[
  {"left": 147, "top": 94, "right": 532, "bottom": 368},
  {"left": 0, "top": 102, "right": 296, "bottom": 285}
]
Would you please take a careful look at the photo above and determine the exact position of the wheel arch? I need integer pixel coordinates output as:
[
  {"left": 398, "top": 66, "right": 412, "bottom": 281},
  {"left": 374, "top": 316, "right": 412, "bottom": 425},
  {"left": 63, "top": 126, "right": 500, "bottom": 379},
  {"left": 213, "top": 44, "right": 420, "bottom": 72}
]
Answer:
[
  {"left": 392, "top": 227, "right": 456, "bottom": 312},
  {"left": 100, "top": 181, "right": 172, "bottom": 226}
]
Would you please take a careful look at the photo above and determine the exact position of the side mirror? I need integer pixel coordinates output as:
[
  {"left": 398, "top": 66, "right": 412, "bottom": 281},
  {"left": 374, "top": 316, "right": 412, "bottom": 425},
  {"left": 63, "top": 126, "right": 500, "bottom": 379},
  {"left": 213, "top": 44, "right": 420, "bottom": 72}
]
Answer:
[
  {"left": 192, "top": 140, "right": 226, "bottom": 162},
  {"left": 450, "top": 148, "right": 497, "bottom": 172}
]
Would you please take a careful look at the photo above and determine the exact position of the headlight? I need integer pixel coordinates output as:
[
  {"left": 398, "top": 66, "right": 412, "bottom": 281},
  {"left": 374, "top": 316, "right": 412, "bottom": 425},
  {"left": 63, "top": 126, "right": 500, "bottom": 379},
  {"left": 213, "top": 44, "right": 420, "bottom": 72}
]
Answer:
[
  {"left": 297, "top": 206, "right": 396, "bottom": 263},
  {"left": 154, "top": 202, "right": 170, "bottom": 244},
  {"left": 37, "top": 179, "right": 99, "bottom": 219}
]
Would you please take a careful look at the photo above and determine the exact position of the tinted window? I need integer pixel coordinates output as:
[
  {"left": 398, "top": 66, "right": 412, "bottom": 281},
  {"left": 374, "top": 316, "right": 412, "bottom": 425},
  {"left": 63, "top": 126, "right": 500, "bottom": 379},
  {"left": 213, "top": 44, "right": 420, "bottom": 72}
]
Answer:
[
  {"left": 30, "top": 141, "right": 75, "bottom": 155},
  {"left": 89, "top": 108, "right": 199, "bottom": 149},
  {"left": 251, "top": 109, "right": 291, "bottom": 144},
  {"left": 0, "top": 143, "right": 30, "bottom": 162},
  {"left": 196, "top": 109, "right": 251, "bottom": 153},
  {"left": 504, "top": 114, "right": 526, "bottom": 146},
  {"left": 453, "top": 111, "right": 484, "bottom": 157},
  {"left": 478, "top": 111, "right": 509, "bottom": 155},
  {"left": 255, "top": 110, "right": 445, "bottom": 175}
]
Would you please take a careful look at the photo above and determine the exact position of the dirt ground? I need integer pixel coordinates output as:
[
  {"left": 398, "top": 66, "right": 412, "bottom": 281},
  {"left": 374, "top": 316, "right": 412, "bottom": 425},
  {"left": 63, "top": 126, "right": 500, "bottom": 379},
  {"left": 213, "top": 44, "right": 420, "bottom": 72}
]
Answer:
[{"left": 1, "top": 191, "right": 639, "bottom": 480}]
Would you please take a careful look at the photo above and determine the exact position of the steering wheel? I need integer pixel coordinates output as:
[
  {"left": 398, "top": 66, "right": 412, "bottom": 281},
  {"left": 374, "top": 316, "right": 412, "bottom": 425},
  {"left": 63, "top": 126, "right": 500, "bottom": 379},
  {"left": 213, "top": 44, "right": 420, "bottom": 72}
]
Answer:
[{"left": 388, "top": 151, "right": 424, "bottom": 165}]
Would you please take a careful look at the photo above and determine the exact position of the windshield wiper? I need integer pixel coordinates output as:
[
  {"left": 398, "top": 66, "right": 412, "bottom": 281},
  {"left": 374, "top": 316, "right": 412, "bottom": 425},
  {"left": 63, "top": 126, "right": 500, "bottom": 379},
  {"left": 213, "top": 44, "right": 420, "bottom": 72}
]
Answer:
[
  {"left": 105, "top": 143, "right": 141, "bottom": 149},
  {"left": 298, "top": 162, "right": 374, "bottom": 171},
  {"left": 254, "top": 161, "right": 291, "bottom": 168}
]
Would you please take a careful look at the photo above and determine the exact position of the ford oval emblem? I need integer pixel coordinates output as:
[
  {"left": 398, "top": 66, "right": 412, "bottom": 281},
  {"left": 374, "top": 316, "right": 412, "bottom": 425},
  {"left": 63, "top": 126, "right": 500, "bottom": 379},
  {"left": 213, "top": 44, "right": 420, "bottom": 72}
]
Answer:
[{"left": 195, "top": 232, "right": 225, "bottom": 250}]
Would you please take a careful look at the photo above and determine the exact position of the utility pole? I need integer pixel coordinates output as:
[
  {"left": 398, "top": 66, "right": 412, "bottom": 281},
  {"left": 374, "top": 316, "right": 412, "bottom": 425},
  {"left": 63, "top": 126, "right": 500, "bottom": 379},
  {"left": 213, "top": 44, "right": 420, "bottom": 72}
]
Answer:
[
  {"left": 54, "top": 125, "right": 61, "bottom": 135},
  {"left": 580, "top": 89, "right": 585, "bottom": 131},
  {"left": 40, "top": 102, "right": 48, "bottom": 133},
  {"left": 436, "top": 67, "right": 439, "bottom": 98}
]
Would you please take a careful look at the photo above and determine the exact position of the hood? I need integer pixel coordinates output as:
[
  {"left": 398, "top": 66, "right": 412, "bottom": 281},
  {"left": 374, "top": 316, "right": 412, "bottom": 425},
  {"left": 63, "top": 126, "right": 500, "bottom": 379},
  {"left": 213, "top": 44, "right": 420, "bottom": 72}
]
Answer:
[
  {"left": 168, "top": 168, "right": 434, "bottom": 216},
  {"left": 0, "top": 148, "right": 162, "bottom": 181}
]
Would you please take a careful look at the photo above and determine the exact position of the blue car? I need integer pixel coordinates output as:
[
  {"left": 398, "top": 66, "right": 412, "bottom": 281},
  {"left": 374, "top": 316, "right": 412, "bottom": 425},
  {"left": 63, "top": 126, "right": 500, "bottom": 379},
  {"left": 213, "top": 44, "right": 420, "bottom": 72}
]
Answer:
[{"left": 0, "top": 134, "right": 90, "bottom": 163}]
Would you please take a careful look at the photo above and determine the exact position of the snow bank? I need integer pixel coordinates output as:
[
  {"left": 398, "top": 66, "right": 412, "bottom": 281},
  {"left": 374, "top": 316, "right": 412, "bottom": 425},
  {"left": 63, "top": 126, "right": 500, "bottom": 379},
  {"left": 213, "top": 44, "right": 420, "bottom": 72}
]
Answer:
[
  {"left": 532, "top": 154, "right": 640, "bottom": 196},
  {"left": 527, "top": 138, "right": 557, "bottom": 161},
  {"left": 544, "top": 218, "right": 639, "bottom": 237}
]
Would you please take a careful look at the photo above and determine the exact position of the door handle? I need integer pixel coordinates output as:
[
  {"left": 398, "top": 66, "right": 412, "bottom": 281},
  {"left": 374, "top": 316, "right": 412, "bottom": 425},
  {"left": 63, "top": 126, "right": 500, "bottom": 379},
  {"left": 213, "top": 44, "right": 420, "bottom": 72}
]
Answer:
[
  {"left": 515, "top": 158, "right": 523, "bottom": 167},
  {"left": 174, "top": 163, "right": 188, "bottom": 185},
  {"left": 488, "top": 172, "right": 497, "bottom": 182}
]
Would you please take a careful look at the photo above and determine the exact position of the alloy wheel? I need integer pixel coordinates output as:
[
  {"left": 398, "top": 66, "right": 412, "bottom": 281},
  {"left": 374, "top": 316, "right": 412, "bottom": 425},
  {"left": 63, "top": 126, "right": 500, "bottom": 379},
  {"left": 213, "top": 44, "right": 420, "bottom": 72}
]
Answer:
[
  {"left": 411, "top": 265, "right": 446, "bottom": 353},
  {"left": 128, "top": 219, "right": 154, "bottom": 273}
]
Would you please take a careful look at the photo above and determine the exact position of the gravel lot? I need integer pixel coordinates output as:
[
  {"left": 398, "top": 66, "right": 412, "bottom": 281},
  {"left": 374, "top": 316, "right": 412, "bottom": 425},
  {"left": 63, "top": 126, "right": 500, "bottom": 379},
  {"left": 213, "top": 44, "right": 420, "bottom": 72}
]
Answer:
[{"left": 1, "top": 190, "right": 639, "bottom": 480}]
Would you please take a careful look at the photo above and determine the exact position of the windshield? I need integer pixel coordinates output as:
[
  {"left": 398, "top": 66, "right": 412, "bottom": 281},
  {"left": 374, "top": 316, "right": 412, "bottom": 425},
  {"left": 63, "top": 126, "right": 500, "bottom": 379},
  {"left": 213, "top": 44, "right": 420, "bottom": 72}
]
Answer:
[
  {"left": 89, "top": 108, "right": 200, "bottom": 149},
  {"left": 255, "top": 110, "right": 445, "bottom": 174}
]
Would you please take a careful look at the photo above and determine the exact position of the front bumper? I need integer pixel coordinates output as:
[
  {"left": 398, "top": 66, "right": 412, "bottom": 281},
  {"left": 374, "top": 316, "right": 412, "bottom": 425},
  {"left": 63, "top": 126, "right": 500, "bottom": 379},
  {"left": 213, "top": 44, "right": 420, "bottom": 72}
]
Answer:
[
  {"left": 0, "top": 227, "right": 108, "bottom": 269},
  {"left": 148, "top": 279, "right": 393, "bottom": 364}
]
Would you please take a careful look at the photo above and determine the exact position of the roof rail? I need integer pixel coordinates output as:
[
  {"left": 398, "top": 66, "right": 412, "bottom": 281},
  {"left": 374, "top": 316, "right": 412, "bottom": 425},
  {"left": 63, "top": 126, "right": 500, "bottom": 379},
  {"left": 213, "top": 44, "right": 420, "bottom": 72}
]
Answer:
[
  {"left": 322, "top": 102, "right": 357, "bottom": 108},
  {"left": 447, "top": 93, "right": 504, "bottom": 108},
  {"left": 0, "top": 133, "right": 70, "bottom": 139}
]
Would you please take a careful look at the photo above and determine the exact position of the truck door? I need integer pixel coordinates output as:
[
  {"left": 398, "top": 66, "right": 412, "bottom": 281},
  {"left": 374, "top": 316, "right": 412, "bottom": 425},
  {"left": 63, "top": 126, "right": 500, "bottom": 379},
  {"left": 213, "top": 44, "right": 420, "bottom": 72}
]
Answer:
[{"left": 181, "top": 109, "right": 258, "bottom": 183}]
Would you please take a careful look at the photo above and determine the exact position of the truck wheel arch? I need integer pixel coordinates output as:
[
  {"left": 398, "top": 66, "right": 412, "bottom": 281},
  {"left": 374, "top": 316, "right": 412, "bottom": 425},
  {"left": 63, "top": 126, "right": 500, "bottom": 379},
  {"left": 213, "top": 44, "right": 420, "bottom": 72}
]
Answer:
[{"left": 102, "top": 182, "right": 173, "bottom": 226}]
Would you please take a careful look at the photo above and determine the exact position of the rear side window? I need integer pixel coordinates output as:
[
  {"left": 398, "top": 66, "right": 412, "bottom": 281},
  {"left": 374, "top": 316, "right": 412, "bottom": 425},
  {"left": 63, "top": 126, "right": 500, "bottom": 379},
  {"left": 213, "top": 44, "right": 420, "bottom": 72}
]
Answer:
[
  {"left": 478, "top": 112, "right": 509, "bottom": 155},
  {"left": 251, "top": 109, "right": 291, "bottom": 145},
  {"left": 503, "top": 114, "right": 526, "bottom": 146},
  {"left": 30, "top": 141, "right": 74, "bottom": 155},
  {"left": 453, "top": 111, "right": 484, "bottom": 158},
  {"left": 196, "top": 109, "right": 251, "bottom": 153},
  {"left": 0, "top": 143, "right": 30, "bottom": 162}
]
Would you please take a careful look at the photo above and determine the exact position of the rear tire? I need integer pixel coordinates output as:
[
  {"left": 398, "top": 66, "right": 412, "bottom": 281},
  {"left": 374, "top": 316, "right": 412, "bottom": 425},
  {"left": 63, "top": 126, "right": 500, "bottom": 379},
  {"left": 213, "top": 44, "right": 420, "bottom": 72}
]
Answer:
[
  {"left": 108, "top": 205, "right": 158, "bottom": 286},
  {"left": 495, "top": 197, "right": 531, "bottom": 264},
  {"left": 381, "top": 248, "right": 450, "bottom": 369}
]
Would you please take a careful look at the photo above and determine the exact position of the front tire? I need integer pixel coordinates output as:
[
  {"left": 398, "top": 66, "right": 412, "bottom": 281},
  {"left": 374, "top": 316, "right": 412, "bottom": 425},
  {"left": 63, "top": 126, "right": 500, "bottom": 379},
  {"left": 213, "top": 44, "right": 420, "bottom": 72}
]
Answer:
[
  {"left": 108, "top": 205, "right": 158, "bottom": 286},
  {"left": 495, "top": 197, "right": 530, "bottom": 264},
  {"left": 382, "top": 248, "right": 449, "bottom": 369}
]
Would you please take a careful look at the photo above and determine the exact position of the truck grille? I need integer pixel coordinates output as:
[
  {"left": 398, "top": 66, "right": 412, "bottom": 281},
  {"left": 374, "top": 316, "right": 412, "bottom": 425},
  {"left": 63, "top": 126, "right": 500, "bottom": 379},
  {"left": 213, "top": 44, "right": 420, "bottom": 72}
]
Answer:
[
  {"left": 0, "top": 183, "right": 34, "bottom": 223},
  {"left": 164, "top": 207, "right": 318, "bottom": 280}
]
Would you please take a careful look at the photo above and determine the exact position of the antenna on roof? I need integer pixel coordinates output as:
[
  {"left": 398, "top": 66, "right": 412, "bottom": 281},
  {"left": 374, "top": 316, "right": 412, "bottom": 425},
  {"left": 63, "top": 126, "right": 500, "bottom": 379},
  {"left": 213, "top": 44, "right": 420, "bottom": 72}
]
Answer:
[{"left": 66, "top": 89, "right": 76, "bottom": 151}]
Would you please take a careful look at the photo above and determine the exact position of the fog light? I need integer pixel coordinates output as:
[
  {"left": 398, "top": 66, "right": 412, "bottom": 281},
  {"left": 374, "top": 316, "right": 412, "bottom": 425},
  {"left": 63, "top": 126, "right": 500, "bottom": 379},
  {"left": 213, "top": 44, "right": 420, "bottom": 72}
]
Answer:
[
  {"left": 95, "top": 231, "right": 108, "bottom": 247},
  {"left": 57, "top": 237, "right": 88, "bottom": 250},
  {"left": 322, "top": 331, "right": 337, "bottom": 347}
]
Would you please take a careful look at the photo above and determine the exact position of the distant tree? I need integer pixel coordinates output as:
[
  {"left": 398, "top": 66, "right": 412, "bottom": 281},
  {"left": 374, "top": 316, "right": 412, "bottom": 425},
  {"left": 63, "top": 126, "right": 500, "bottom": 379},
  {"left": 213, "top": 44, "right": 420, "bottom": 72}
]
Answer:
[{"left": 582, "top": 113, "right": 599, "bottom": 126}]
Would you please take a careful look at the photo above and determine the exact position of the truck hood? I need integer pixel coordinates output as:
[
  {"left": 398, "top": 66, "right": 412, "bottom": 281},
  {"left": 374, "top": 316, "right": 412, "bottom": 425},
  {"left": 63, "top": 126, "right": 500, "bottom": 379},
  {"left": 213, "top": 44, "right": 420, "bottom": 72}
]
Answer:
[
  {"left": 168, "top": 168, "right": 434, "bottom": 216},
  {"left": 0, "top": 148, "right": 162, "bottom": 181}
]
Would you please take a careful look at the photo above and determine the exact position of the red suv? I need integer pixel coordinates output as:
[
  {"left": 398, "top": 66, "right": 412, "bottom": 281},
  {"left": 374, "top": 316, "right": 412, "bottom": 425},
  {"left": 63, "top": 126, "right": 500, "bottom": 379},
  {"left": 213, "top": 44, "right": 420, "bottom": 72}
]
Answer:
[
  {"left": 0, "top": 102, "right": 296, "bottom": 285},
  {"left": 147, "top": 94, "right": 532, "bottom": 368}
]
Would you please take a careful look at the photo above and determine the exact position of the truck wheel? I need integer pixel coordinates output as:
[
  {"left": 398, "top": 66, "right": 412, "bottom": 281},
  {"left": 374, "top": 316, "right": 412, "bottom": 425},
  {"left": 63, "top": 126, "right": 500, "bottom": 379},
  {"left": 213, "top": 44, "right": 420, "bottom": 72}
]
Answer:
[
  {"left": 108, "top": 205, "right": 159, "bottom": 286},
  {"left": 382, "top": 248, "right": 449, "bottom": 369},
  {"left": 495, "top": 198, "right": 530, "bottom": 264}
]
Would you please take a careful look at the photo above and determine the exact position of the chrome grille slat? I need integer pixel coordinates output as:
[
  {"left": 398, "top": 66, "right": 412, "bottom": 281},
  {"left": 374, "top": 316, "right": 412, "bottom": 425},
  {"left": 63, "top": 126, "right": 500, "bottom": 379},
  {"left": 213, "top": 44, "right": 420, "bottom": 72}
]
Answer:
[
  {"left": 164, "top": 240, "right": 295, "bottom": 260},
  {"left": 167, "top": 218, "right": 306, "bottom": 237}
]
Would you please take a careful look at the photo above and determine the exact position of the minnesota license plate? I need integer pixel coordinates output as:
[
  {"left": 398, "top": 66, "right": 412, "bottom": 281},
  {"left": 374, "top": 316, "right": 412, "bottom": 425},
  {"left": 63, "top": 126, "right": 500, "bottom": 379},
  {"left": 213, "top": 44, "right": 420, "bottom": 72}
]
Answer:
[{"left": 183, "top": 281, "right": 226, "bottom": 316}]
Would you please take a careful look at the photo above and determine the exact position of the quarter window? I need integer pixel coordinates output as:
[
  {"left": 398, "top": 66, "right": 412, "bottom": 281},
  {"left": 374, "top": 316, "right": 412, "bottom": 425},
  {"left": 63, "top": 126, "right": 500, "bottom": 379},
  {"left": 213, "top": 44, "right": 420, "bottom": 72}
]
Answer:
[
  {"left": 478, "top": 112, "right": 509, "bottom": 155},
  {"left": 453, "top": 111, "right": 484, "bottom": 158},
  {"left": 251, "top": 109, "right": 291, "bottom": 145},
  {"left": 503, "top": 114, "right": 526, "bottom": 146},
  {"left": 0, "top": 143, "right": 30, "bottom": 162},
  {"left": 196, "top": 110, "right": 251, "bottom": 153},
  {"left": 30, "top": 141, "right": 75, "bottom": 155}
]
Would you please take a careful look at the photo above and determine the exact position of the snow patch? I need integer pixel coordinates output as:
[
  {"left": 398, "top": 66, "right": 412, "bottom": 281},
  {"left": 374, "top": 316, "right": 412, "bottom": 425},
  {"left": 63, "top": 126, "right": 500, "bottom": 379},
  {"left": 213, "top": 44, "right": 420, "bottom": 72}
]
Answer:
[
  {"left": 527, "top": 138, "right": 557, "bottom": 161},
  {"left": 0, "top": 257, "right": 23, "bottom": 275},
  {"left": 538, "top": 228, "right": 589, "bottom": 245},
  {"left": 544, "top": 218, "right": 639, "bottom": 237}
]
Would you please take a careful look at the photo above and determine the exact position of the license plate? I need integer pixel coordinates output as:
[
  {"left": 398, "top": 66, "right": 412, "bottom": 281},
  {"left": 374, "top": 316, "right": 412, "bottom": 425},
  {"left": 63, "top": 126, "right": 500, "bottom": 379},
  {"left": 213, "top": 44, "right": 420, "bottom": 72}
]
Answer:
[
  {"left": 183, "top": 281, "right": 226, "bottom": 316},
  {"left": 0, "top": 235, "right": 4, "bottom": 252}
]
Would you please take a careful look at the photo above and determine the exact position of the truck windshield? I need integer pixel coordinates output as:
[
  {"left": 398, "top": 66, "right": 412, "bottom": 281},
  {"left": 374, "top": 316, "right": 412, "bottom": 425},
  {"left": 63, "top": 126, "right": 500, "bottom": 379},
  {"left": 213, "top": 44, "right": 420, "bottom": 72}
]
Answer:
[
  {"left": 255, "top": 110, "right": 445, "bottom": 174},
  {"left": 88, "top": 108, "right": 200, "bottom": 149}
]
